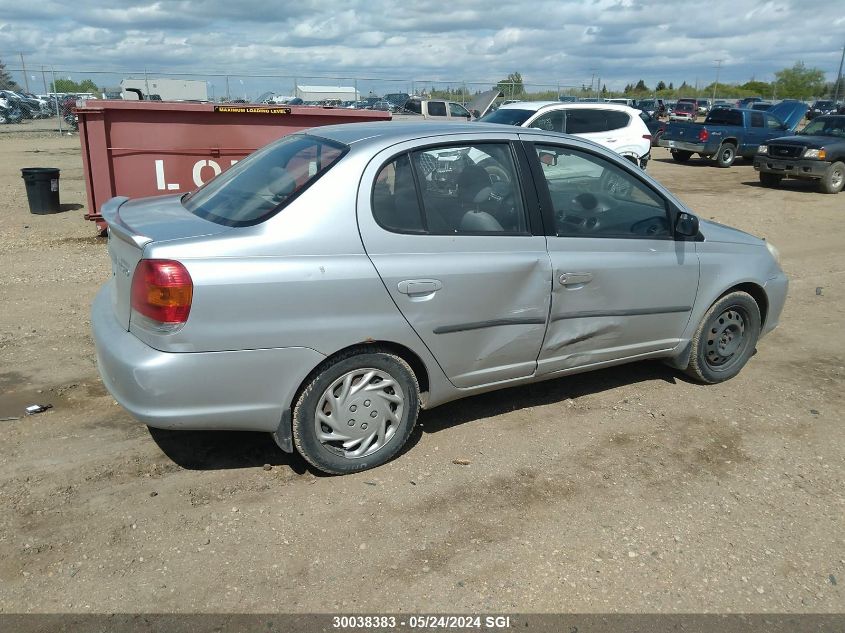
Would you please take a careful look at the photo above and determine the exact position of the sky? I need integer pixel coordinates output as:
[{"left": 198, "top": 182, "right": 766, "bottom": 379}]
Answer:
[{"left": 1, "top": 0, "right": 844, "bottom": 98}]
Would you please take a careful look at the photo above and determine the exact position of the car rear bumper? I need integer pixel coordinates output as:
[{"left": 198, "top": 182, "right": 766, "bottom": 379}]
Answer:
[
  {"left": 753, "top": 156, "right": 829, "bottom": 179},
  {"left": 658, "top": 139, "right": 706, "bottom": 153},
  {"left": 91, "top": 286, "right": 326, "bottom": 432}
]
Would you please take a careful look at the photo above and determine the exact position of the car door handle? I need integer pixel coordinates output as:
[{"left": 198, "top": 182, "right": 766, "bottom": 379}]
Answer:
[
  {"left": 559, "top": 272, "right": 593, "bottom": 286},
  {"left": 397, "top": 279, "right": 443, "bottom": 295}
]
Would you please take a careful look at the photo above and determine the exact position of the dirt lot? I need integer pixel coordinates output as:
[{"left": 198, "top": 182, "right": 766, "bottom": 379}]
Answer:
[{"left": 0, "top": 118, "right": 842, "bottom": 614}]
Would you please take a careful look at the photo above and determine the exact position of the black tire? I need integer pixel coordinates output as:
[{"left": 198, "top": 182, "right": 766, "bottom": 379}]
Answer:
[
  {"left": 685, "top": 291, "right": 761, "bottom": 384},
  {"left": 759, "top": 172, "right": 782, "bottom": 188},
  {"left": 671, "top": 150, "right": 692, "bottom": 163},
  {"left": 715, "top": 143, "right": 737, "bottom": 168},
  {"left": 818, "top": 161, "right": 845, "bottom": 194},
  {"left": 292, "top": 349, "right": 420, "bottom": 474}
]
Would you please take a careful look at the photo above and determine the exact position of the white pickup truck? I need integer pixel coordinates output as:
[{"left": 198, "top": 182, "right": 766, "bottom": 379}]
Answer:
[{"left": 392, "top": 99, "right": 476, "bottom": 121}]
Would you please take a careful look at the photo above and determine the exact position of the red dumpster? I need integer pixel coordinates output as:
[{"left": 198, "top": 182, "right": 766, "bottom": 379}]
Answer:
[{"left": 76, "top": 100, "right": 390, "bottom": 232}]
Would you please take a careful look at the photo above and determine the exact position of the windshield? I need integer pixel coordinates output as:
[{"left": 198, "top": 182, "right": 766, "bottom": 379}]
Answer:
[
  {"left": 479, "top": 108, "right": 534, "bottom": 126},
  {"left": 674, "top": 103, "right": 694, "bottom": 112},
  {"left": 800, "top": 116, "right": 845, "bottom": 137},
  {"left": 183, "top": 134, "right": 347, "bottom": 227},
  {"left": 814, "top": 101, "right": 835, "bottom": 109}
]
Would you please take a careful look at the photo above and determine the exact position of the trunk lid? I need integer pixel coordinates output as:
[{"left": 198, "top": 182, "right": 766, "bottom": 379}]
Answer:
[
  {"left": 769, "top": 100, "right": 809, "bottom": 131},
  {"left": 101, "top": 194, "right": 231, "bottom": 330}
]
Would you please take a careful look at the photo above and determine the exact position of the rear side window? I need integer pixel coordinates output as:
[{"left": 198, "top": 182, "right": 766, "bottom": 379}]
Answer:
[
  {"left": 750, "top": 112, "right": 765, "bottom": 128},
  {"left": 427, "top": 101, "right": 447, "bottom": 117},
  {"left": 566, "top": 109, "right": 629, "bottom": 133},
  {"left": 372, "top": 143, "right": 529, "bottom": 235},
  {"left": 183, "top": 134, "right": 347, "bottom": 227}
]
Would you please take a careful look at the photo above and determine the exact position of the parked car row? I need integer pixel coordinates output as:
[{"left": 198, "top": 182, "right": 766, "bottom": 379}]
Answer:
[
  {"left": 0, "top": 90, "right": 53, "bottom": 123},
  {"left": 656, "top": 99, "right": 845, "bottom": 193}
]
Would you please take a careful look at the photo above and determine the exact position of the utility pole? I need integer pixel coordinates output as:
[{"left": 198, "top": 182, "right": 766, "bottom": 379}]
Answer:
[
  {"left": 19, "top": 52, "right": 29, "bottom": 92},
  {"left": 834, "top": 39, "right": 845, "bottom": 104},
  {"left": 41, "top": 66, "right": 48, "bottom": 95},
  {"left": 712, "top": 59, "right": 723, "bottom": 104}
]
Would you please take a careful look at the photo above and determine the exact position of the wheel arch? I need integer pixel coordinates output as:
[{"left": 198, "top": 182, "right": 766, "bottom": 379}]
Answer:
[
  {"left": 719, "top": 281, "right": 769, "bottom": 328},
  {"left": 301, "top": 340, "right": 430, "bottom": 407},
  {"left": 667, "top": 280, "right": 769, "bottom": 371},
  {"left": 273, "top": 340, "right": 432, "bottom": 454}
]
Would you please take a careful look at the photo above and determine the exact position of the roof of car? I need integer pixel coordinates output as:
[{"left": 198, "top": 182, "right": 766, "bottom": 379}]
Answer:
[
  {"left": 495, "top": 101, "right": 641, "bottom": 114},
  {"left": 306, "top": 121, "right": 520, "bottom": 147}
]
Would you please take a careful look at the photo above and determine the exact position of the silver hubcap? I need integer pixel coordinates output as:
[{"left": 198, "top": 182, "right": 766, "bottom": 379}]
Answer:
[
  {"left": 315, "top": 368, "right": 404, "bottom": 459},
  {"left": 831, "top": 167, "right": 843, "bottom": 189},
  {"left": 706, "top": 308, "right": 746, "bottom": 368}
]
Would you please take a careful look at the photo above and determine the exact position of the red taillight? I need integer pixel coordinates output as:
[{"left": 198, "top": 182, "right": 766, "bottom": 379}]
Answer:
[
  {"left": 698, "top": 128, "right": 709, "bottom": 142},
  {"left": 130, "top": 259, "right": 193, "bottom": 325}
]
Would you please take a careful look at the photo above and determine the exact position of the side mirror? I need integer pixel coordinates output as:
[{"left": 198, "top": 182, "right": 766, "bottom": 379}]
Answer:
[{"left": 675, "top": 211, "right": 699, "bottom": 237}]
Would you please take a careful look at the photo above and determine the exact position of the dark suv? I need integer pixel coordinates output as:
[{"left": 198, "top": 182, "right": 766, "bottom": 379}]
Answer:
[
  {"left": 754, "top": 114, "right": 845, "bottom": 193},
  {"left": 807, "top": 100, "right": 837, "bottom": 121}
]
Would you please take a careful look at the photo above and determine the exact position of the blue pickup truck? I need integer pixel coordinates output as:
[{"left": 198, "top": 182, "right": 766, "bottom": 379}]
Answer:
[{"left": 657, "top": 101, "right": 807, "bottom": 167}]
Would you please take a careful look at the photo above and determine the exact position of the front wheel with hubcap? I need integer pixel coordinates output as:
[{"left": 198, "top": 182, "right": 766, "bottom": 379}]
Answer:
[
  {"left": 819, "top": 161, "right": 845, "bottom": 194},
  {"left": 293, "top": 350, "right": 419, "bottom": 474},
  {"left": 715, "top": 143, "right": 736, "bottom": 168},
  {"left": 685, "top": 291, "right": 761, "bottom": 384}
]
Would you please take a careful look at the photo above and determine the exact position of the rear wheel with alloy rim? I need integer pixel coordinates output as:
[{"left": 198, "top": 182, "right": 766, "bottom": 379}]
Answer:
[
  {"left": 292, "top": 350, "right": 419, "bottom": 474},
  {"left": 685, "top": 291, "right": 761, "bottom": 384}
]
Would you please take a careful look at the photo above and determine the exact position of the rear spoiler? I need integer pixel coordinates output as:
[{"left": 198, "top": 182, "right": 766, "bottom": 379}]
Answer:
[{"left": 100, "top": 196, "right": 152, "bottom": 248}]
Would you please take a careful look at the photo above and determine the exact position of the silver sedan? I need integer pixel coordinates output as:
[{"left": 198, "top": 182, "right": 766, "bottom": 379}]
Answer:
[{"left": 92, "top": 122, "right": 787, "bottom": 474}]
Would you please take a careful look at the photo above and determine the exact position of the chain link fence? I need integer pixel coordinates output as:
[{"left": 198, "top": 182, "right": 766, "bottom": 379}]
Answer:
[{"left": 3, "top": 64, "right": 587, "bottom": 104}]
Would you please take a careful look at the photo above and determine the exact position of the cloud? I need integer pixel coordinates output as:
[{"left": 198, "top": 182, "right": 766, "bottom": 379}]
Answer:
[{"left": 0, "top": 0, "right": 842, "bottom": 96}]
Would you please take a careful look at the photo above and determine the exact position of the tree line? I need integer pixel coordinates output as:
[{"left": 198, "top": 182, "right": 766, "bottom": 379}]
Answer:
[{"left": 494, "top": 62, "right": 838, "bottom": 101}]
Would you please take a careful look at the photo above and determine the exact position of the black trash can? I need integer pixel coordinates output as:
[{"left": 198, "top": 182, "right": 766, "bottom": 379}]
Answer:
[{"left": 21, "top": 168, "right": 61, "bottom": 214}]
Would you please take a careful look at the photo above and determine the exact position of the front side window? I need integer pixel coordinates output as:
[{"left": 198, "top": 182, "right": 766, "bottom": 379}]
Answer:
[
  {"left": 530, "top": 110, "right": 565, "bottom": 133},
  {"left": 449, "top": 103, "right": 471, "bottom": 118},
  {"left": 183, "top": 134, "right": 346, "bottom": 227},
  {"left": 533, "top": 143, "right": 669, "bottom": 239},
  {"left": 766, "top": 115, "right": 783, "bottom": 130},
  {"left": 372, "top": 143, "right": 528, "bottom": 235}
]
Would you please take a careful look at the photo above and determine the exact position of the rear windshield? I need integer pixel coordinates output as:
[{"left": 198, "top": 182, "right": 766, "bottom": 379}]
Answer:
[
  {"left": 674, "top": 103, "right": 695, "bottom": 112},
  {"left": 479, "top": 108, "right": 534, "bottom": 126},
  {"left": 183, "top": 134, "right": 347, "bottom": 227},
  {"left": 705, "top": 109, "right": 743, "bottom": 126}
]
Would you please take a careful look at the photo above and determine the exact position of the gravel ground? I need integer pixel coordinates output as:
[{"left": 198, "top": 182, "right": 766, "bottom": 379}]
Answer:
[{"left": 0, "top": 118, "right": 842, "bottom": 614}]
